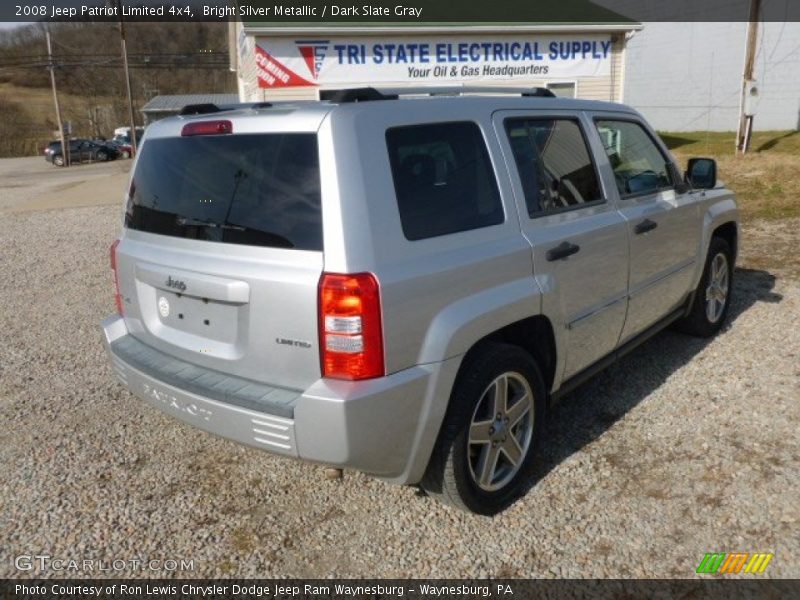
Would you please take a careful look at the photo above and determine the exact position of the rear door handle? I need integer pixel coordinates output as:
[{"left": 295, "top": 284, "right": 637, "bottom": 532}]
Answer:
[
  {"left": 546, "top": 241, "right": 581, "bottom": 262},
  {"left": 635, "top": 218, "right": 658, "bottom": 235}
]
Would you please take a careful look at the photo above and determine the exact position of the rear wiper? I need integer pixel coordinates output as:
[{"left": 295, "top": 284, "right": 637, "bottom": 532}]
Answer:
[{"left": 176, "top": 216, "right": 245, "bottom": 230}]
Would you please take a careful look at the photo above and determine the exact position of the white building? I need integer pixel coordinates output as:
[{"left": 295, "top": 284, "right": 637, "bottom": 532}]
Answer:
[
  {"left": 230, "top": 11, "right": 799, "bottom": 132},
  {"left": 622, "top": 21, "right": 800, "bottom": 131}
]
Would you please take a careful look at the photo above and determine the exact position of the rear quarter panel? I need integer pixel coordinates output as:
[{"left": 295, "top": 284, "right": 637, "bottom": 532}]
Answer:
[{"left": 322, "top": 101, "right": 541, "bottom": 374}]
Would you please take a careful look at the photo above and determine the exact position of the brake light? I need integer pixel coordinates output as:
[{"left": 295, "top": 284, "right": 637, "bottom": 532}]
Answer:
[
  {"left": 318, "top": 273, "right": 384, "bottom": 380},
  {"left": 181, "top": 120, "right": 232, "bottom": 136},
  {"left": 109, "top": 239, "right": 123, "bottom": 315}
]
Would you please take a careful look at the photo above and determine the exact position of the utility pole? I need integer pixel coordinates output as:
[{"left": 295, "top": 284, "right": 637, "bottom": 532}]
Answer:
[
  {"left": 736, "top": 0, "right": 761, "bottom": 154},
  {"left": 46, "top": 28, "right": 69, "bottom": 167},
  {"left": 110, "top": 0, "right": 138, "bottom": 156}
]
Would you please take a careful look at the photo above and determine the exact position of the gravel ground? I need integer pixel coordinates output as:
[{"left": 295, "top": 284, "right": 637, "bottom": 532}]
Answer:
[
  {"left": 0, "top": 156, "right": 129, "bottom": 213},
  {"left": 0, "top": 204, "right": 798, "bottom": 579}
]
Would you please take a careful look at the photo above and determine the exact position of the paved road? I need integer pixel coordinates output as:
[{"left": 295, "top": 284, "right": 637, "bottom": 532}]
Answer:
[{"left": 0, "top": 156, "right": 130, "bottom": 213}]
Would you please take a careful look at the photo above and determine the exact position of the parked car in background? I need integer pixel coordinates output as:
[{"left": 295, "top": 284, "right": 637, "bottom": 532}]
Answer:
[
  {"left": 44, "top": 139, "right": 120, "bottom": 166},
  {"left": 110, "top": 130, "right": 144, "bottom": 158}
]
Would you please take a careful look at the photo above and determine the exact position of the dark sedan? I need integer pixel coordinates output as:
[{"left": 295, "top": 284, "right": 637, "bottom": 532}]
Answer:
[{"left": 44, "top": 139, "right": 120, "bottom": 166}]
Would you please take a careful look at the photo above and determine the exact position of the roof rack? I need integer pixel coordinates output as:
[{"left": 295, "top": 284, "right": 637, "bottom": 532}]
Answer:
[
  {"left": 319, "top": 88, "right": 399, "bottom": 103},
  {"left": 179, "top": 101, "right": 273, "bottom": 116},
  {"left": 320, "top": 85, "right": 556, "bottom": 103},
  {"left": 180, "top": 103, "right": 222, "bottom": 116}
]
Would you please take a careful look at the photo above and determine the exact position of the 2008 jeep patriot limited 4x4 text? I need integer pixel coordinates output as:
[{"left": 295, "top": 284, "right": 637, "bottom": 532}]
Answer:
[{"left": 102, "top": 87, "right": 738, "bottom": 514}]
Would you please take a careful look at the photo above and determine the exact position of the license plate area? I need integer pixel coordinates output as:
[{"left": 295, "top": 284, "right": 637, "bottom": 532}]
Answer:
[{"left": 154, "top": 290, "right": 239, "bottom": 344}]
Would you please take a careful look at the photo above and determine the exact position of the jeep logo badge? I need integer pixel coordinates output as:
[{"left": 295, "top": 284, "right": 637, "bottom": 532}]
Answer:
[{"left": 165, "top": 275, "right": 187, "bottom": 292}]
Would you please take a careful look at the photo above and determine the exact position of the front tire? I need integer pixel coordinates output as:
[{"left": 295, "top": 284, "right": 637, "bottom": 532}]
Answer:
[
  {"left": 675, "top": 236, "right": 733, "bottom": 337},
  {"left": 53, "top": 155, "right": 65, "bottom": 167},
  {"left": 421, "top": 343, "right": 545, "bottom": 515},
  {"left": 97, "top": 150, "right": 108, "bottom": 161}
]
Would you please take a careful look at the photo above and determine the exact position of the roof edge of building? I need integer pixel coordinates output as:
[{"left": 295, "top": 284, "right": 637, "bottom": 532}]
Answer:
[{"left": 242, "top": 23, "right": 643, "bottom": 35}]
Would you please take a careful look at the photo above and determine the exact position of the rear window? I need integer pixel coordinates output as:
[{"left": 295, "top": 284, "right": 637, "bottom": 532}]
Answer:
[
  {"left": 125, "top": 133, "right": 322, "bottom": 251},
  {"left": 386, "top": 122, "right": 504, "bottom": 241}
]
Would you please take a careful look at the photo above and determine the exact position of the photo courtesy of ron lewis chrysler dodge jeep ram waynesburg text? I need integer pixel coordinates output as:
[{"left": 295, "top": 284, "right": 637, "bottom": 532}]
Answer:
[{"left": 101, "top": 87, "right": 738, "bottom": 515}]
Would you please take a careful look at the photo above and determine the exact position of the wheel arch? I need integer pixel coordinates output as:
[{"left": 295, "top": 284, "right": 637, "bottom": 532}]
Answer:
[
  {"left": 712, "top": 220, "right": 738, "bottom": 262},
  {"left": 469, "top": 315, "right": 558, "bottom": 396},
  {"left": 405, "top": 314, "right": 558, "bottom": 486},
  {"left": 693, "top": 197, "right": 739, "bottom": 290}
]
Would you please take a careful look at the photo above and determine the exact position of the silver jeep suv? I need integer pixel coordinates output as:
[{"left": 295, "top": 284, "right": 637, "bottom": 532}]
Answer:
[{"left": 102, "top": 87, "right": 738, "bottom": 514}]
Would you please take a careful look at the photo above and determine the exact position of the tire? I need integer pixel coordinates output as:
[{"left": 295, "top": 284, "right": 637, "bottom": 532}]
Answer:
[
  {"left": 421, "top": 343, "right": 546, "bottom": 515},
  {"left": 675, "top": 237, "right": 733, "bottom": 337},
  {"left": 97, "top": 151, "right": 108, "bottom": 161},
  {"left": 121, "top": 150, "right": 131, "bottom": 159},
  {"left": 53, "top": 155, "right": 65, "bottom": 167}
]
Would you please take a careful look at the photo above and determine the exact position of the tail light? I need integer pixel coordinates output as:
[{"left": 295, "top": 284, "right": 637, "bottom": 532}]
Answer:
[
  {"left": 109, "top": 239, "right": 123, "bottom": 315},
  {"left": 318, "top": 273, "right": 384, "bottom": 380},
  {"left": 181, "top": 120, "right": 232, "bottom": 136}
]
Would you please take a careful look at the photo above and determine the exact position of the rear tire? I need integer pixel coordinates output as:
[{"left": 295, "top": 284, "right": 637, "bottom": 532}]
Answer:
[
  {"left": 675, "top": 237, "right": 733, "bottom": 337},
  {"left": 421, "top": 343, "right": 545, "bottom": 515},
  {"left": 97, "top": 151, "right": 108, "bottom": 161}
]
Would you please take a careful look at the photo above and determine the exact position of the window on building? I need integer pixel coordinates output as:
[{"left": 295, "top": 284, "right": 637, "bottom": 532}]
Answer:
[{"left": 386, "top": 122, "right": 504, "bottom": 240}]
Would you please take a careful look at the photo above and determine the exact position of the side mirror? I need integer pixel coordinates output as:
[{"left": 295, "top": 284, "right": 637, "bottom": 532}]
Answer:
[{"left": 685, "top": 158, "right": 717, "bottom": 189}]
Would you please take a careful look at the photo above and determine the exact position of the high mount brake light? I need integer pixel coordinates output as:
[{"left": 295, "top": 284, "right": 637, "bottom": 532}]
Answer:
[
  {"left": 318, "top": 273, "right": 384, "bottom": 381},
  {"left": 181, "top": 120, "right": 233, "bottom": 136},
  {"left": 109, "top": 239, "right": 123, "bottom": 315}
]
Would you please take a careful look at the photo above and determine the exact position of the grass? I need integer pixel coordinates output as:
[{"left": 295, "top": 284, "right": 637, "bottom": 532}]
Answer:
[
  {"left": 660, "top": 130, "right": 800, "bottom": 279},
  {"left": 0, "top": 83, "right": 123, "bottom": 157},
  {"left": 659, "top": 130, "right": 800, "bottom": 222},
  {"left": 659, "top": 130, "right": 800, "bottom": 156}
]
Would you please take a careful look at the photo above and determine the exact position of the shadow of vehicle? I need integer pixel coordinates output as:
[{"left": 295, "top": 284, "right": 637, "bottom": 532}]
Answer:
[
  {"left": 528, "top": 267, "right": 782, "bottom": 488},
  {"left": 755, "top": 130, "right": 798, "bottom": 153},
  {"left": 659, "top": 133, "right": 699, "bottom": 151}
]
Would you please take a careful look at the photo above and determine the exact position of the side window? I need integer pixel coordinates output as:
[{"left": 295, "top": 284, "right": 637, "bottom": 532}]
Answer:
[
  {"left": 595, "top": 120, "right": 673, "bottom": 197},
  {"left": 386, "top": 121, "right": 504, "bottom": 241},
  {"left": 504, "top": 118, "right": 603, "bottom": 216}
]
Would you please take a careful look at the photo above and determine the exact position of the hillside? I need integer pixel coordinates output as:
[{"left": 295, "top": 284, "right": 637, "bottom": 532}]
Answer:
[{"left": 0, "top": 22, "right": 236, "bottom": 157}]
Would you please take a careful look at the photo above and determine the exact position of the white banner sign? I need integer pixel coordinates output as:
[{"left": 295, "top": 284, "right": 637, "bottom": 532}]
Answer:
[{"left": 254, "top": 35, "right": 613, "bottom": 88}]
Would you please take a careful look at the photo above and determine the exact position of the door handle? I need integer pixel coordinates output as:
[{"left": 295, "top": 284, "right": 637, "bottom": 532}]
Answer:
[
  {"left": 546, "top": 241, "right": 581, "bottom": 262},
  {"left": 634, "top": 218, "right": 658, "bottom": 235}
]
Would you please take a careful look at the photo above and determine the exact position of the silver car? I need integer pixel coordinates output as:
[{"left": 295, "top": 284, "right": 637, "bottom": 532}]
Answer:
[{"left": 102, "top": 87, "right": 738, "bottom": 514}]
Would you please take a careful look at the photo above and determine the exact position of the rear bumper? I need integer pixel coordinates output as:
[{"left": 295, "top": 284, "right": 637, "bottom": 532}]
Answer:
[{"left": 102, "top": 315, "right": 461, "bottom": 484}]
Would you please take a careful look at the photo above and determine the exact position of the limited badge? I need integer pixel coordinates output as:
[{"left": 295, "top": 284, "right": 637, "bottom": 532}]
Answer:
[{"left": 158, "top": 296, "right": 170, "bottom": 318}]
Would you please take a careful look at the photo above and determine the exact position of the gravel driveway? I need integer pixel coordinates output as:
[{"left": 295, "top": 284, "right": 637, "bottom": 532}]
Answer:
[{"left": 1, "top": 201, "right": 798, "bottom": 579}]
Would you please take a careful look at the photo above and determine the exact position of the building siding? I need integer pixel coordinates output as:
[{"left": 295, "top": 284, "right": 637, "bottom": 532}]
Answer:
[{"left": 622, "top": 21, "right": 800, "bottom": 131}]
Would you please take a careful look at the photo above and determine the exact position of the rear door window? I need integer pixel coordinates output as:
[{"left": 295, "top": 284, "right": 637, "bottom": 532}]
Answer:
[
  {"left": 126, "top": 133, "right": 322, "bottom": 251},
  {"left": 386, "top": 122, "right": 504, "bottom": 241}
]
